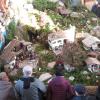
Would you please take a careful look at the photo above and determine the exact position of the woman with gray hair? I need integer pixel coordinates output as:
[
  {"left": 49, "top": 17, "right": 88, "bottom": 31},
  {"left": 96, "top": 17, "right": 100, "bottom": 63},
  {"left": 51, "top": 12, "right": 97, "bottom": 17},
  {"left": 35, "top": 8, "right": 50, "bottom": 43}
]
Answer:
[{"left": 15, "top": 65, "right": 46, "bottom": 100}]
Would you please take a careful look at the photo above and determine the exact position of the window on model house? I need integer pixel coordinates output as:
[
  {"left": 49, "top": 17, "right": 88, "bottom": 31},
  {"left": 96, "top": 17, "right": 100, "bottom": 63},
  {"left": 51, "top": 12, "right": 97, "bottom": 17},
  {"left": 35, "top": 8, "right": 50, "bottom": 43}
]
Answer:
[
  {"left": 58, "top": 40, "right": 62, "bottom": 43},
  {"left": 52, "top": 41, "right": 56, "bottom": 44}
]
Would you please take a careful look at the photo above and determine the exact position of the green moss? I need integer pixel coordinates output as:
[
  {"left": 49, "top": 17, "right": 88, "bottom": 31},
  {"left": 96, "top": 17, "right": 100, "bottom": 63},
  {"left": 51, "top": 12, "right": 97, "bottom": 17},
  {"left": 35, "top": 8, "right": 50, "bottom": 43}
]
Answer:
[
  {"left": 33, "top": 0, "right": 58, "bottom": 11},
  {"left": 63, "top": 68, "right": 100, "bottom": 85},
  {"left": 35, "top": 44, "right": 45, "bottom": 53},
  {"left": 40, "top": 52, "right": 55, "bottom": 63},
  {"left": 6, "top": 20, "right": 16, "bottom": 43}
]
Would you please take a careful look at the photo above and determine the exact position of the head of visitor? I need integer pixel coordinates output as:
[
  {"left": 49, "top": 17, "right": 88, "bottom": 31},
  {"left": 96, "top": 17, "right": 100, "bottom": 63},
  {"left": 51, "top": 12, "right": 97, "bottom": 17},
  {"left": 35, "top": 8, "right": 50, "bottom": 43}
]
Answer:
[
  {"left": 54, "top": 61, "right": 64, "bottom": 71},
  {"left": 55, "top": 70, "right": 64, "bottom": 77},
  {"left": 23, "top": 65, "right": 33, "bottom": 77},
  {"left": 74, "top": 84, "right": 86, "bottom": 96},
  {"left": 22, "top": 65, "right": 34, "bottom": 89}
]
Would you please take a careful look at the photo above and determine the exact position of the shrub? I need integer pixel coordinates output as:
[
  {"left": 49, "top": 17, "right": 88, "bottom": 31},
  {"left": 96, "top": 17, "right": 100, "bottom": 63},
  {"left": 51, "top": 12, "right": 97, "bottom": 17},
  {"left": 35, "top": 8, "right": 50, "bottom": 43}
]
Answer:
[
  {"left": 33, "top": 0, "right": 58, "bottom": 11},
  {"left": 6, "top": 20, "right": 16, "bottom": 43},
  {"left": 62, "top": 41, "right": 87, "bottom": 67}
]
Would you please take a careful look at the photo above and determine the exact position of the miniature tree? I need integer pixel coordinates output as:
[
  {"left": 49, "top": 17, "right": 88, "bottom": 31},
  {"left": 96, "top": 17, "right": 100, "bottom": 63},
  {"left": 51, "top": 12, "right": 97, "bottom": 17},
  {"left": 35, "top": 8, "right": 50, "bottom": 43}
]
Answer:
[{"left": 62, "top": 40, "right": 87, "bottom": 67}]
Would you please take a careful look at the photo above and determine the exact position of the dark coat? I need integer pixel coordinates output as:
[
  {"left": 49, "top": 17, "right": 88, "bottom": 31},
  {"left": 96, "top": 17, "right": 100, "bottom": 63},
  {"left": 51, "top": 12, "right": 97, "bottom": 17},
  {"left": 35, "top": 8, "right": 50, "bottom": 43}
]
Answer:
[
  {"left": 92, "top": 4, "right": 100, "bottom": 17},
  {"left": 86, "top": 95, "right": 96, "bottom": 100},
  {"left": 47, "top": 76, "right": 74, "bottom": 100},
  {"left": 72, "top": 96, "right": 87, "bottom": 100},
  {"left": 96, "top": 86, "right": 100, "bottom": 100},
  {"left": 0, "top": 81, "right": 17, "bottom": 100}
]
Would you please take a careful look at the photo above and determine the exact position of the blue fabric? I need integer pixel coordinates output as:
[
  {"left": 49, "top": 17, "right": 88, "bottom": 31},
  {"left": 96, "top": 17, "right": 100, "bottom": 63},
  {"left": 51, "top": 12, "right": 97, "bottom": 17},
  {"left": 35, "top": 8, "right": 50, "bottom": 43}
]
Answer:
[
  {"left": 74, "top": 84, "right": 86, "bottom": 95},
  {"left": 2, "top": 31, "right": 7, "bottom": 36},
  {"left": 0, "top": 39, "right": 4, "bottom": 50},
  {"left": 72, "top": 96, "right": 87, "bottom": 100},
  {"left": 0, "top": 31, "right": 6, "bottom": 50},
  {"left": 0, "top": 42, "right": 3, "bottom": 49},
  {"left": 92, "top": 4, "right": 100, "bottom": 17}
]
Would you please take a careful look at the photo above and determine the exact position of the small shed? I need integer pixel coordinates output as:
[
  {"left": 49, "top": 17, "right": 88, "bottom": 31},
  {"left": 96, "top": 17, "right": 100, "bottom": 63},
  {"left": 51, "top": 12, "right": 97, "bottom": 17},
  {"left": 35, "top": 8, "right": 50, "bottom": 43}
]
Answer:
[
  {"left": 85, "top": 57, "right": 100, "bottom": 73},
  {"left": 48, "top": 31, "right": 66, "bottom": 50},
  {"left": 0, "top": 39, "right": 20, "bottom": 64},
  {"left": 48, "top": 25, "right": 76, "bottom": 55},
  {"left": 82, "top": 35, "right": 100, "bottom": 50},
  {"left": 0, "top": 39, "right": 33, "bottom": 64}
]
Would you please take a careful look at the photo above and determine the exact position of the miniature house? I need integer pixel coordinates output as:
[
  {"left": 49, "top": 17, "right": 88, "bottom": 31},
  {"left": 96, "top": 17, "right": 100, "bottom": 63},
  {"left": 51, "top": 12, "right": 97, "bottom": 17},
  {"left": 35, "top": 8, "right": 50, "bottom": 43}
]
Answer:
[
  {"left": 85, "top": 57, "right": 100, "bottom": 73},
  {"left": 0, "top": 39, "right": 39, "bottom": 75},
  {"left": 48, "top": 25, "right": 76, "bottom": 55},
  {"left": 0, "top": 39, "right": 33, "bottom": 64},
  {"left": 0, "top": 39, "right": 20, "bottom": 64},
  {"left": 82, "top": 35, "right": 100, "bottom": 51},
  {"left": 48, "top": 32, "right": 66, "bottom": 51}
]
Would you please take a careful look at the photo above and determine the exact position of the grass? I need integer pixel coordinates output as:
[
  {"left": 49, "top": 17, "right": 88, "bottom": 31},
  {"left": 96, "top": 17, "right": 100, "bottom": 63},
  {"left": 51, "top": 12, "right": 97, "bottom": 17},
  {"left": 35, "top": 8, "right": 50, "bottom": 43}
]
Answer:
[
  {"left": 47, "top": 8, "right": 99, "bottom": 32},
  {"left": 33, "top": 0, "right": 58, "bottom": 11},
  {"left": 64, "top": 69, "right": 100, "bottom": 85}
]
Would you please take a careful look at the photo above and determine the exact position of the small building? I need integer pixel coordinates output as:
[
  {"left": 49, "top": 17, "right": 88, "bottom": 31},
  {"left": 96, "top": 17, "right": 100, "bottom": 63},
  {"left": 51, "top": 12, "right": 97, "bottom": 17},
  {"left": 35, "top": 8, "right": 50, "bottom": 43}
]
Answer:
[
  {"left": 48, "top": 31, "right": 66, "bottom": 51},
  {"left": 0, "top": 39, "right": 39, "bottom": 75},
  {"left": 91, "top": 26, "right": 100, "bottom": 38},
  {"left": 0, "top": 39, "right": 33, "bottom": 64},
  {"left": 48, "top": 25, "right": 76, "bottom": 55},
  {"left": 82, "top": 35, "right": 100, "bottom": 51},
  {"left": 0, "top": 39, "right": 20, "bottom": 64},
  {"left": 85, "top": 57, "right": 100, "bottom": 73}
]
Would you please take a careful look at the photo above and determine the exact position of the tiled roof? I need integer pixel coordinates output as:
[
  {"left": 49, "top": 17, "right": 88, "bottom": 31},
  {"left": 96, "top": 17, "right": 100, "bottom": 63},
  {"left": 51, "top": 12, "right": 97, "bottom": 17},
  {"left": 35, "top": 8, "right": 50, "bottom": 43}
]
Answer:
[
  {"left": 48, "top": 31, "right": 66, "bottom": 41},
  {"left": 0, "top": 39, "right": 20, "bottom": 64}
]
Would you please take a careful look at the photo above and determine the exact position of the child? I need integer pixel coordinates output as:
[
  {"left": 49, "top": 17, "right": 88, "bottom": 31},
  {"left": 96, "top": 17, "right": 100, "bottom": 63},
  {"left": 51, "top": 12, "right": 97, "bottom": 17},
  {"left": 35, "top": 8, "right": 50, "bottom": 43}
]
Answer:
[{"left": 72, "top": 84, "right": 87, "bottom": 100}]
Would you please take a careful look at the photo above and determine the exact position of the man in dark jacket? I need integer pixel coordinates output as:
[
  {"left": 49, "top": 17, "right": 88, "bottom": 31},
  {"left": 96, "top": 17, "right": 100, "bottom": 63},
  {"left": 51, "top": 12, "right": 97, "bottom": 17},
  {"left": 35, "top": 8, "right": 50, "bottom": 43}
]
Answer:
[
  {"left": 47, "top": 70, "right": 74, "bottom": 100},
  {"left": 0, "top": 72, "right": 17, "bottom": 100},
  {"left": 96, "top": 85, "right": 100, "bottom": 100}
]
